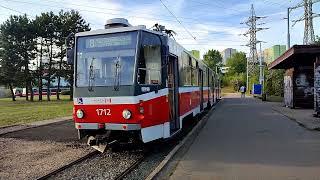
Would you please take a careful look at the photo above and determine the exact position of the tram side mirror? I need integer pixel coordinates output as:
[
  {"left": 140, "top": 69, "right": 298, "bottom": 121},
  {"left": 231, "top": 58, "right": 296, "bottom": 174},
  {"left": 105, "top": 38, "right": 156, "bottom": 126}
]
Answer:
[
  {"left": 67, "top": 48, "right": 74, "bottom": 65},
  {"left": 66, "top": 32, "right": 75, "bottom": 65}
]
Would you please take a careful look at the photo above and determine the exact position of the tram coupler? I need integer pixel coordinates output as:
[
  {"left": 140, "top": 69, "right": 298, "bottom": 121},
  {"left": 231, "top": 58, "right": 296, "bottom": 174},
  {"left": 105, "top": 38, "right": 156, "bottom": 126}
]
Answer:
[
  {"left": 87, "top": 136, "right": 108, "bottom": 153},
  {"left": 87, "top": 135, "right": 119, "bottom": 153}
]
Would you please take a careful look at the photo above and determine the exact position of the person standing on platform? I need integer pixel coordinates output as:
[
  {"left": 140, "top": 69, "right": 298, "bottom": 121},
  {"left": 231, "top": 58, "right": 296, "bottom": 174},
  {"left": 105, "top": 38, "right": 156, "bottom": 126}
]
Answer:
[{"left": 240, "top": 85, "right": 246, "bottom": 98}]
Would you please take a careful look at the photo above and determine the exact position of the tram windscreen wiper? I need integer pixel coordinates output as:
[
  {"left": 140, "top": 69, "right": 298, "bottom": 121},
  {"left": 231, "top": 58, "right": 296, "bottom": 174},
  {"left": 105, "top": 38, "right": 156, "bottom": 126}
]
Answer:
[
  {"left": 88, "top": 57, "right": 95, "bottom": 91},
  {"left": 113, "top": 56, "right": 121, "bottom": 91}
]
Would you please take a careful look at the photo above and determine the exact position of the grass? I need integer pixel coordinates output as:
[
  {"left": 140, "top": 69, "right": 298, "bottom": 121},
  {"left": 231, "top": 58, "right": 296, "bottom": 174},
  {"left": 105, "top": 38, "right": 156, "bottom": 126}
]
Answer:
[{"left": 0, "top": 95, "right": 73, "bottom": 127}]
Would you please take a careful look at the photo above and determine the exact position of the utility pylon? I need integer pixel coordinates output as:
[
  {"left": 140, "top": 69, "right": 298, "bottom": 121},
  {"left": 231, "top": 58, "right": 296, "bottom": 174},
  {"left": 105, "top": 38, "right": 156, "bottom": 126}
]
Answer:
[
  {"left": 241, "top": 4, "right": 268, "bottom": 91},
  {"left": 291, "top": 0, "right": 320, "bottom": 44}
]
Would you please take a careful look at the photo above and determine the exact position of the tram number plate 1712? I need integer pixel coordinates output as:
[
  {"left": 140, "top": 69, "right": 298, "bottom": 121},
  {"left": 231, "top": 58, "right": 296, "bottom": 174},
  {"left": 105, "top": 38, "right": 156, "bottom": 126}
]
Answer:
[{"left": 96, "top": 109, "right": 111, "bottom": 116}]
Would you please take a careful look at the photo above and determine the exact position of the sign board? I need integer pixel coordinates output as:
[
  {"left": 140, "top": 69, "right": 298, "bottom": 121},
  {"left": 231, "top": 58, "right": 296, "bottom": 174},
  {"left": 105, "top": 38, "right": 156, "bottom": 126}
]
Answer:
[{"left": 253, "top": 84, "right": 262, "bottom": 95}]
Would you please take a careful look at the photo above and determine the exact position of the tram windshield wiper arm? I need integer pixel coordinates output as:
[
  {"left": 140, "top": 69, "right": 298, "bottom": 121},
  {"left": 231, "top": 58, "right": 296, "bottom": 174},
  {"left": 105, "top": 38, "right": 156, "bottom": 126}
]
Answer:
[
  {"left": 113, "top": 56, "right": 121, "bottom": 91},
  {"left": 88, "top": 57, "right": 95, "bottom": 92}
]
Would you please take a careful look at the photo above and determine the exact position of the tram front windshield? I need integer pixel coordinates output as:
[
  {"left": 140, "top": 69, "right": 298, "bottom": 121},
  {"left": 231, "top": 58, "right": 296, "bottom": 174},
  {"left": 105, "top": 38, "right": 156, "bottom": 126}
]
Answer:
[{"left": 76, "top": 31, "right": 138, "bottom": 87}]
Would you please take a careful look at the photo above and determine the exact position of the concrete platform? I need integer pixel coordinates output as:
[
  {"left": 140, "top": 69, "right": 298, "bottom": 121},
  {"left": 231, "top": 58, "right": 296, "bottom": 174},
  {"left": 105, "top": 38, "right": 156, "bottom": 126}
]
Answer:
[
  {"left": 169, "top": 95, "right": 320, "bottom": 180},
  {"left": 270, "top": 102, "right": 320, "bottom": 130}
]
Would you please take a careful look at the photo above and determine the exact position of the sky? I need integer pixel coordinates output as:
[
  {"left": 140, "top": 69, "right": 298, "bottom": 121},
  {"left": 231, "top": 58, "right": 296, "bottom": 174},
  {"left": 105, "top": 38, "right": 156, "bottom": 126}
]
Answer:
[{"left": 0, "top": 0, "right": 319, "bottom": 57}]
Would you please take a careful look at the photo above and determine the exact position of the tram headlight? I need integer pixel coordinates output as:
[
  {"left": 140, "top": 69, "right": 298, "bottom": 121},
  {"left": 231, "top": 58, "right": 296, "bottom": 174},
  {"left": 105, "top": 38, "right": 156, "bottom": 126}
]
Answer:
[
  {"left": 122, "top": 109, "right": 132, "bottom": 120},
  {"left": 76, "top": 109, "right": 84, "bottom": 119}
]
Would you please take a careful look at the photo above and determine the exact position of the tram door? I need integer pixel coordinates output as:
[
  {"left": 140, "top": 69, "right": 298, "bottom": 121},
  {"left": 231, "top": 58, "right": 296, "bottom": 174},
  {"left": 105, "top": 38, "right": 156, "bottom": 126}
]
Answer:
[
  {"left": 168, "top": 54, "right": 180, "bottom": 133},
  {"left": 199, "top": 69, "right": 204, "bottom": 111}
]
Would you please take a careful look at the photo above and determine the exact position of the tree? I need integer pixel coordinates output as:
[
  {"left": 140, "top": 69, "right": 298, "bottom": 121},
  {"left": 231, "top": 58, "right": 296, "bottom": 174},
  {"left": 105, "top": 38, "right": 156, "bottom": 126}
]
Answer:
[
  {"left": 33, "top": 14, "right": 50, "bottom": 101},
  {"left": 41, "top": 12, "right": 59, "bottom": 101},
  {"left": 0, "top": 36, "right": 22, "bottom": 101},
  {"left": 54, "top": 10, "right": 90, "bottom": 100},
  {"left": 222, "top": 52, "right": 247, "bottom": 91},
  {"left": 203, "top": 49, "right": 222, "bottom": 71},
  {"left": 0, "top": 15, "right": 36, "bottom": 101},
  {"left": 226, "top": 52, "right": 247, "bottom": 75},
  {"left": 20, "top": 16, "right": 37, "bottom": 101},
  {"left": 0, "top": 10, "right": 90, "bottom": 102}
]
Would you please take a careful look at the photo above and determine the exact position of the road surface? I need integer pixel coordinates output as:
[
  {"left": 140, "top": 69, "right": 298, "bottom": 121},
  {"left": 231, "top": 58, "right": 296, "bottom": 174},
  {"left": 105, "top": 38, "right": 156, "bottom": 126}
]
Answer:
[{"left": 170, "top": 95, "right": 320, "bottom": 180}]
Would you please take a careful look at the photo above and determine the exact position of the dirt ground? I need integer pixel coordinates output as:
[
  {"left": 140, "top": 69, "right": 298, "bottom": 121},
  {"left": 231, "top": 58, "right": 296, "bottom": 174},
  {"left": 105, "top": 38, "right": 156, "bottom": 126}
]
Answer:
[{"left": 0, "top": 121, "right": 93, "bottom": 180}]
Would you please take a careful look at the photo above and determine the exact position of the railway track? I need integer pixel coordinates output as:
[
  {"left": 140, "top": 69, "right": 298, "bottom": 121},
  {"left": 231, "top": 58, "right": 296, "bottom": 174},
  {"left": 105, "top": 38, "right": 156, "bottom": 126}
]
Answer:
[
  {"left": 114, "top": 155, "right": 146, "bottom": 180},
  {"left": 36, "top": 145, "right": 147, "bottom": 180},
  {"left": 37, "top": 150, "right": 100, "bottom": 180}
]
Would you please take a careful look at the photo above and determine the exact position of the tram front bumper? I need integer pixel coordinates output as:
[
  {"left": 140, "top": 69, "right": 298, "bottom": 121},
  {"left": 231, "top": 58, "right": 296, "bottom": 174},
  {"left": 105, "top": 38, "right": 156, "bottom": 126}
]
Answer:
[{"left": 75, "top": 122, "right": 141, "bottom": 131}]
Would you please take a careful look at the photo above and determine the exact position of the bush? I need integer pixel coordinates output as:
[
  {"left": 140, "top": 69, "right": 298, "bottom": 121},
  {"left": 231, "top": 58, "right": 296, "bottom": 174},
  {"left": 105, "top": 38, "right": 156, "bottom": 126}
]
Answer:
[{"left": 265, "top": 69, "right": 284, "bottom": 96}]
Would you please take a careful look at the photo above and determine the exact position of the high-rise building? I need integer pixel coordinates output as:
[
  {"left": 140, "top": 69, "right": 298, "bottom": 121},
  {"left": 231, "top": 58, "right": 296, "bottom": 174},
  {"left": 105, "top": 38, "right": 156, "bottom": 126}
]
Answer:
[
  {"left": 263, "top": 45, "right": 286, "bottom": 64},
  {"left": 221, "top": 48, "right": 237, "bottom": 65}
]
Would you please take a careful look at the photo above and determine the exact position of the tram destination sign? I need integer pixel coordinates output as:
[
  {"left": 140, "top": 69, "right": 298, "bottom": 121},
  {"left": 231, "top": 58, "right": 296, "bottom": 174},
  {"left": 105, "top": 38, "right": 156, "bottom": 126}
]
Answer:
[{"left": 86, "top": 35, "right": 132, "bottom": 48}]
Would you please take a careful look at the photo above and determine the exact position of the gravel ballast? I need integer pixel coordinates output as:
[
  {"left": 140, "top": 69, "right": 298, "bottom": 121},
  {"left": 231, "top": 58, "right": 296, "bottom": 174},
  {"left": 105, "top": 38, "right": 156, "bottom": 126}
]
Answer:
[
  {"left": 0, "top": 121, "right": 92, "bottom": 180},
  {"left": 49, "top": 149, "right": 144, "bottom": 180}
]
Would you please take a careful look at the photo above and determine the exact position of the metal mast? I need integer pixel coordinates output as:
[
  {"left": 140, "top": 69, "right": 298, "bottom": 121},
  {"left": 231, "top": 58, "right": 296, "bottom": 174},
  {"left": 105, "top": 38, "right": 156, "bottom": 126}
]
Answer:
[
  {"left": 241, "top": 4, "right": 268, "bottom": 91},
  {"left": 291, "top": 0, "right": 320, "bottom": 45},
  {"left": 304, "top": 0, "right": 315, "bottom": 44}
]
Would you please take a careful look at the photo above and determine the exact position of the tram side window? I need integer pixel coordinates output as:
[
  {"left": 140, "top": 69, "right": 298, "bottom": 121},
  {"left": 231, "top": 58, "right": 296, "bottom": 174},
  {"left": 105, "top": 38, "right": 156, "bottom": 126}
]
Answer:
[
  {"left": 210, "top": 72, "right": 215, "bottom": 91},
  {"left": 191, "top": 59, "right": 198, "bottom": 86},
  {"left": 203, "top": 69, "right": 208, "bottom": 87},
  {"left": 180, "top": 52, "right": 192, "bottom": 86},
  {"left": 137, "top": 32, "right": 161, "bottom": 85}
]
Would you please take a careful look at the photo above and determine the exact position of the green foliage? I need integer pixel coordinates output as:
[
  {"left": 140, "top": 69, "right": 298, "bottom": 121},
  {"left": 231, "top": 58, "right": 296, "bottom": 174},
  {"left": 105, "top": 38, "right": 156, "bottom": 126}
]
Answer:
[
  {"left": 203, "top": 49, "right": 222, "bottom": 70},
  {"left": 248, "top": 69, "right": 259, "bottom": 91},
  {"left": 0, "top": 14, "right": 36, "bottom": 101},
  {"left": 264, "top": 68, "right": 284, "bottom": 96},
  {"left": 226, "top": 52, "right": 247, "bottom": 75},
  {"left": 222, "top": 52, "right": 247, "bottom": 91},
  {"left": 55, "top": 10, "right": 90, "bottom": 100}
]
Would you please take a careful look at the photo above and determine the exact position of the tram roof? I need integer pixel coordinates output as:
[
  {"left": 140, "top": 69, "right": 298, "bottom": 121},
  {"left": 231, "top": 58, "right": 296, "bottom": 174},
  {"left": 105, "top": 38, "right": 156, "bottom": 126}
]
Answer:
[{"left": 75, "top": 25, "right": 164, "bottom": 37}]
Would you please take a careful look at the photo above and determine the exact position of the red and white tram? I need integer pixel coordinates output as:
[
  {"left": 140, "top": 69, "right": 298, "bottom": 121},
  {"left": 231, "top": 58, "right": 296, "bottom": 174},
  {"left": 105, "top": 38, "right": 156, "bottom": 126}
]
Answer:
[{"left": 68, "top": 18, "right": 221, "bottom": 152}]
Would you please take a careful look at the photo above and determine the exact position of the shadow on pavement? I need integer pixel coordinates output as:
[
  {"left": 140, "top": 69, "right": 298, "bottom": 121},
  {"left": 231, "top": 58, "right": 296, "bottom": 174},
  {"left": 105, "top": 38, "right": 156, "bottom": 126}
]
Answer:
[{"left": 0, "top": 121, "right": 79, "bottom": 143}]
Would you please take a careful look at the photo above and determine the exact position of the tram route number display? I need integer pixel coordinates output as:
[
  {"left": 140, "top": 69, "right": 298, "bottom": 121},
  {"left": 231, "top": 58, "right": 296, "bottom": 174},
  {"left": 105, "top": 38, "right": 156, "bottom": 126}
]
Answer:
[
  {"left": 96, "top": 109, "right": 111, "bottom": 116},
  {"left": 86, "top": 35, "right": 132, "bottom": 48}
]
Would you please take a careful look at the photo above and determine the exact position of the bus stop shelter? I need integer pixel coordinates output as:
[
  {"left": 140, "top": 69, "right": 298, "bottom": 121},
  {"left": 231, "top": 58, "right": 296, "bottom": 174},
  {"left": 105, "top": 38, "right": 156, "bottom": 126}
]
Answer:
[{"left": 268, "top": 45, "right": 320, "bottom": 110}]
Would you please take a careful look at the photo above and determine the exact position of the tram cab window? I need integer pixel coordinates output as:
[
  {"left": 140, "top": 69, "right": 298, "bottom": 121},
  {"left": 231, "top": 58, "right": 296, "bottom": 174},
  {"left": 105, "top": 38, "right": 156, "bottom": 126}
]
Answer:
[{"left": 137, "top": 32, "right": 162, "bottom": 85}]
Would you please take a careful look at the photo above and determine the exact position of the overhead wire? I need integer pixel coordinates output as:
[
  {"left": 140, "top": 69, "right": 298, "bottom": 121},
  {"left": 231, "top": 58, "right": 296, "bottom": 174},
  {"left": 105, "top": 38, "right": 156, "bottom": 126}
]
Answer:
[
  {"left": 0, "top": 4, "right": 35, "bottom": 17},
  {"left": 39, "top": 0, "right": 207, "bottom": 22},
  {"left": 0, "top": 0, "right": 249, "bottom": 53},
  {"left": 159, "top": 0, "right": 196, "bottom": 40},
  {"left": 2, "top": 0, "right": 249, "bottom": 28}
]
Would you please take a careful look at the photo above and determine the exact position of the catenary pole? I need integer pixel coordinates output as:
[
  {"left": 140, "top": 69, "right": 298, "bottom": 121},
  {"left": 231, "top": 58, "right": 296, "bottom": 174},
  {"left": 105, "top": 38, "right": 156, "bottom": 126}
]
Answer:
[
  {"left": 287, "top": 8, "right": 291, "bottom": 49},
  {"left": 259, "top": 42, "right": 263, "bottom": 85}
]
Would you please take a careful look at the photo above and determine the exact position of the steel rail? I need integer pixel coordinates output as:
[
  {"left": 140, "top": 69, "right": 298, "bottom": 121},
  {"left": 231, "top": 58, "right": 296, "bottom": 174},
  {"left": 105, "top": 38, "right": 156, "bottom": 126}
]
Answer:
[
  {"left": 114, "top": 154, "right": 146, "bottom": 180},
  {"left": 36, "top": 150, "right": 99, "bottom": 180}
]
